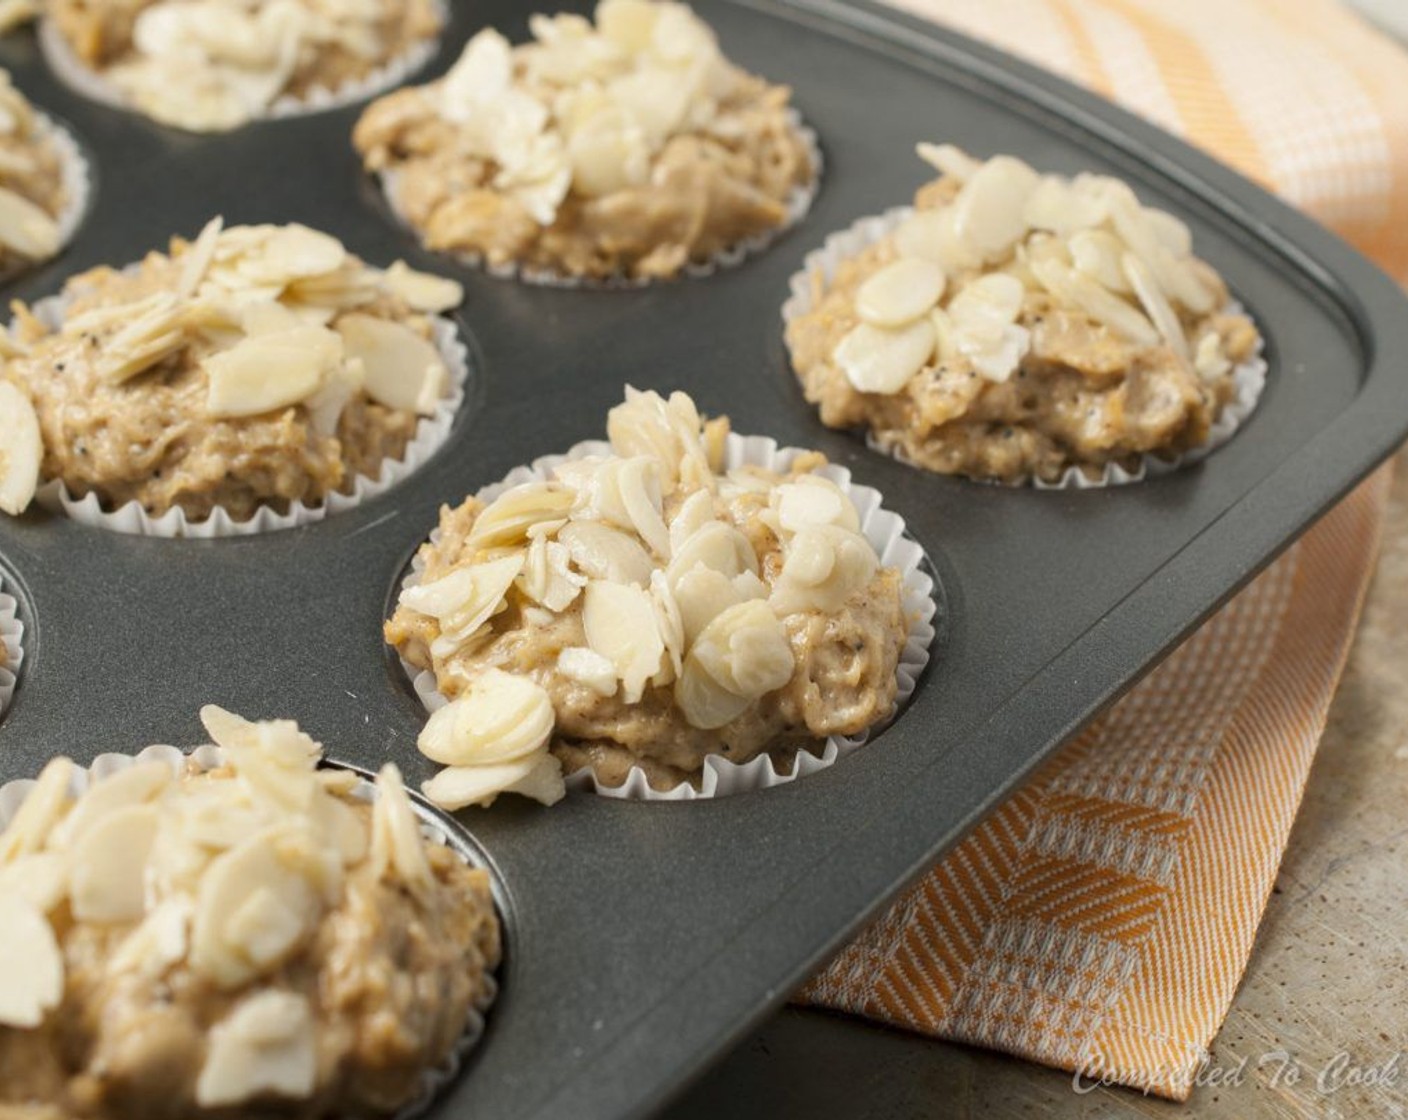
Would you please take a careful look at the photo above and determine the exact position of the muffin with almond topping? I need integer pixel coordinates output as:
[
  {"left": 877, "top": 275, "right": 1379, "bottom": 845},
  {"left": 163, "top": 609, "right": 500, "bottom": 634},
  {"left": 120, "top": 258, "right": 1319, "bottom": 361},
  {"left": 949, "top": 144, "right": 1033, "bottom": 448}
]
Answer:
[
  {"left": 784, "top": 145, "right": 1265, "bottom": 485},
  {"left": 386, "top": 387, "right": 935, "bottom": 802},
  {"left": 353, "top": 0, "right": 817, "bottom": 284},
  {"left": 19, "top": 0, "right": 444, "bottom": 133},
  {"left": 0, "top": 219, "right": 467, "bottom": 534},
  {"left": 0, "top": 706, "right": 501, "bottom": 1119},
  {"left": 0, "top": 68, "right": 84, "bottom": 277}
]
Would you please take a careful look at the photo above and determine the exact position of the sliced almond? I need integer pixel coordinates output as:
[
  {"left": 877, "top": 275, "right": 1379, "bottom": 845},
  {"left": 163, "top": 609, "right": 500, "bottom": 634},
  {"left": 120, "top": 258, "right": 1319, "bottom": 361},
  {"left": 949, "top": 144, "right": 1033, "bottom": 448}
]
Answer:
[
  {"left": 69, "top": 804, "right": 159, "bottom": 923},
  {"left": 668, "top": 489, "right": 715, "bottom": 554},
  {"left": 0, "top": 852, "right": 66, "bottom": 914},
  {"left": 597, "top": 0, "right": 659, "bottom": 52},
  {"left": 335, "top": 313, "right": 446, "bottom": 416},
  {"left": 559, "top": 520, "right": 655, "bottom": 586},
  {"left": 384, "top": 261, "right": 464, "bottom": 313},
  {"left": 951, "top": 155, "right": 1040, "bottom": 260},
  {"left": 466, "top": 483, "right": 576, "bottom": 551},
  {"left": 253, "top": 224, "right": 346, "bottom": 285},
  {"left": 893, "top": 208, "right": 982, "bottom": 275},
  {"left": 0, "top": 891, "right": 62, "bottom": 1028},
  {"left": 947, "top": 273, "right": 1026, "bottom": 330},
  {"left": 666, "top": 520, "right": 758, "bottom": 588},
  {"left": 49, "top": 761, "right": 171, "bottom": 850},
  {"left": 0, "top": 185, "right": 58, "bottom": 260},
  {"left": 856, "top": 258, "right": 946, "bottom": 329},
  {"left": 518, "top": 535, "right": 586, "bottom": 612},
  {"left": 1122, "top": 251, "right": 1188, "bottom": 361},
  {"left": 688, "top": 599, "right": 794, "bottom": 699},
  {"left": 1068, "top": 229, "right": 1131, "bottom": 294},
  {"left": 417, "top": 669, "right": 555, "bottom": 767},
  {"left": 774, "top": 476, "right": 861, "bottom": 535},
  {"left": 204, "top": 326, "right": 342, "bottom": 419},
  {"left": 915, "top": 142, "right": 982, "bottom": 182},
  {"left": 583, "top": 580, "right": 665, "bottom": 704},
  {"left": 191, "top": 825, "right": 327, "bottom": 989},
  {"left": 1030, "top": 257, "right": 1160, "bottom": 346},
  {"left": 422, "top": 753, "right": 565, "bottom": 811},
  {"left": 402, "top": 553, "right": 523, "bottom": 658},
  {"left": 176, "top": 216, "right": 225, "bottom": 299},
  {"left": 834, "top": 318, "right": 935, "bottom": 396},
  {"left": 590, "top": 455, "right": 670, "bottom": 557},
  {"left": 0, "top": 759, "right": 74, "bottom": 865},
  {"left": 107, "top": 896, "right": 191, "bottom": 980},
  {"left": 770, "top": 526, "right": 879, "bottom": 615},
  {"left": 650, "top": 569, "right": 685, "bottom": 681},
  {"left": 1023, "top": 175, "right": 1107, "bottom": 236},
  {"left": 558, "top": 647, "right": 619, "bottom": 696},
  {"left": 672, "top": 566, "right": 746, "bottom": 647},
  {"left": 0, "top": 379, "right": 42, "bottom": 516},
  {"left": 606, "top": 387, "right": 711, "bottom": 493},
  {"left": 196, "top": 990, "right": 317, "bottom": 1108},
  {"left": 568, "top": 106, "right": 651, "bottom": 197},
  {"left": 368, "top": 764, "right": 434, "bottom": 900}
]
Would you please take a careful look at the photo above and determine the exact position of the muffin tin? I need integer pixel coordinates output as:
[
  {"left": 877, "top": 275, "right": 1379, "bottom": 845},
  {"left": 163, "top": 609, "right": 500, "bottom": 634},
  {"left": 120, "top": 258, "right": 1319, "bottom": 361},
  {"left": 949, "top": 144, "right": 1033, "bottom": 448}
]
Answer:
[{"left": 2, "top": 1, "right": 1407, "bottom": 1118}]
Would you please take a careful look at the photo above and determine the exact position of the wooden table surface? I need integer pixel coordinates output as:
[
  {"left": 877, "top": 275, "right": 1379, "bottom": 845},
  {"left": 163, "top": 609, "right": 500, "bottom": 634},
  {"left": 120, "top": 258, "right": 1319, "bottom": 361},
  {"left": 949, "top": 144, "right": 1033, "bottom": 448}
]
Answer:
[{"left": 667, "top": 452, "right": 1408, "bottom": 1120}]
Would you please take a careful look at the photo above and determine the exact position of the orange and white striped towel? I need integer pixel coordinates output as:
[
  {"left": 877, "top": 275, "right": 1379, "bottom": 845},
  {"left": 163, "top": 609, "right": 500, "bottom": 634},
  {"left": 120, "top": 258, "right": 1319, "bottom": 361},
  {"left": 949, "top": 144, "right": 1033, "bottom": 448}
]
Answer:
[{"left": 797, "top": 0, "right": 1408, "bottom": 1101}]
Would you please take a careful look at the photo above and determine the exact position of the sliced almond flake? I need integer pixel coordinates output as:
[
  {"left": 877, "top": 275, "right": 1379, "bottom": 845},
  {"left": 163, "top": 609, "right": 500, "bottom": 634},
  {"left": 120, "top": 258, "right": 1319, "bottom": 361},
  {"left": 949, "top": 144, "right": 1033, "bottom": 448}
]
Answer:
[
  {"left": 1022, "top": 175, "right": 1108, "bottom": 236},
  {"left": 1068, "top": 229, "right": 1131, "bottom": 294},
  {"left": 558, "top": 519, "right": 655, "bottom": 586},
  {"left": 0, "top": 379, "right": 41, "bottom": 516},
  {"left": 49, "top": 761, "right": 171, "bottom": 850},
  {"left": 107, "top": 896, "right": 192, "bottom": 981},
  {"left": 690, "top": 599, "right": 794, "bottom": 699},
  {"left": 335, "top": 313, "right": 446, "bottom": 416},
  {"left": 597, "top": 0, "right": 660, "bottom": 52},
  {"left": 1105, "top": 192, "right": 1215, "bottom": 315},
  {"left": 893, "top": 208, "right": 982, "bottom": 275},
  {"left": 191, "top": 825, "right": 326, "bottom": 989},
  {"left": 0, "top": 891, "right": 62, "bottom": 1028},
  {"left": 69, "top": 804, "right": 160, "bottom": 923},
  {"left": 422, "top": 754, "right": 562, "bottom": 811},
  {"left": 952, "top": 155, "right": 1040, "bottom": 260},
  {"left": 518, "top": 535, "right": 585, "bottom": 612},
  {"left": 583, "top": 580, "right": 665, "bottom": 704},
  {"left": 834, "top": 318, "right": 936, "bottom": 396},
  {"left": 1144, "top": 208, "right": 1194, "bottom": 257},
  {"left": 0, "top": 852, "right": 67, "bottom": 914},
  {"left": 401, "top": 553, "right": 524, "bottom": 658},
  {"left": 947, "top": 272, "right": 1026, "bottom": 330},
  {"left": 304, "top": 358, "right": 364, "bottom": 438},
  {"left": 568, "top": 105, "right": 652, "bottom": 197},
  {"left": 590, "top": 455, "right": 670, "bottom": 557},
  {"left": 196, "top": 990, "right": 317, "bottom": 1108},
  {"left": 607, "top": 387, "right": 711, "bottom": 493},
  {"left": 770, "top": 526, "right": 879, "bottom": 616},
  {"left": 666, "top": 520, "right": 758, "bottom": 589},
  {"left": 1030, "top": 257, "right": 1160, "bottom": 347},
  {"left": 384, "top": 261, "right": 464, "bottom": 313},
  {"left": 774, "top": 476, "right": 860, "bottom": 535},
  {"left": 418, "top": 669, "right": 555, "bottom": 767},
  {"left": 649, "top": 569, "right": 685, "bottom": 680},
  {"left": 1194, "top": 330, "right": 1233, "bottom": 383},
  {"left": 558, "top": 646, "right": 619, "bottom": 696},
  {"left": 915, "top": 142, "right": 982, "bottom": 183},
  {"left": 0, "top": 184, "right": 58, "bottom": 261},
  {"left": 1122, "top": 251, "right": 1188, "bottom": 362},
  {"left": 203, "top": 325, "right": 342, "bottom": 419},
  {"left": 672, "top": 565, "right": 746, "bottom": 647},
  {"left": 466, "top": 483, "right": 576, "bottom": 551},
  {"left": 176, "top": 216, "right": 226, "bottom": 299},
  {"left": 668, "top": 489, "right": 716, "bottom": 555},
  {"left": 0, "top": 759, "right": 74, "bottom": 865},
  {"left": 954, "top": 322, "right": 1031, "bottom": 383},
  {"left": 856, "top": 258, "right": 946, "bottom": 329},
  {"left": 368, "top": 764, "right": 434, "bottom": 900}
]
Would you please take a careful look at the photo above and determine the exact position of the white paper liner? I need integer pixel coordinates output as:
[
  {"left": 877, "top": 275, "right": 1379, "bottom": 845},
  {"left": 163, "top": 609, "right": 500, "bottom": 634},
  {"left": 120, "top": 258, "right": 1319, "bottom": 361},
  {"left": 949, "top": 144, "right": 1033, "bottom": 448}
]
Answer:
[
  {"left": 0, "top": 741, "right": 497, "bottom": 1118},
  {"left": 0, "top": 581, "right": 22, "bottom": 718},
  {"left": 781, "top": 205, "right": 1269, "bottom": 489},
  {"left": 37, "top": 0, "right": 447, "bottom": 130},
  {"left": 396, "top": 431, "right": 939, "bottom": 801},
  {"left": 23, "top": 285, "right": 470, "bottom": 537},
  {"left": 378, "top": 110, "right": 823, "bottom": 289}
]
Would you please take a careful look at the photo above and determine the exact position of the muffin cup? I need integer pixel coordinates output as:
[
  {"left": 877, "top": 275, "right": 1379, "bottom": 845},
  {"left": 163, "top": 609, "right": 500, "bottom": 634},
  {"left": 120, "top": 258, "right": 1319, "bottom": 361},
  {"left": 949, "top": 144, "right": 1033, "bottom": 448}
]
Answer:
[
  {"left": 781, "top": 205, "right": 1268, "bottom": 489},
  {"left": 24, "top": 295, "right": 470, "bottom": 537},
  {"left": 0, "top": 740, "right": 497, "bottom": 1117},
  {"left": 398, "top": 430, "right": 939, "bottom": 801},
  {"left": 0, "top": 581, "right": 22, "bottom": 717},
  {"left": 37, "top": 1, "right": 447, "bottom": 129},
  {"left": 378, "top": 110, "right": 823, "bottom": 290}
]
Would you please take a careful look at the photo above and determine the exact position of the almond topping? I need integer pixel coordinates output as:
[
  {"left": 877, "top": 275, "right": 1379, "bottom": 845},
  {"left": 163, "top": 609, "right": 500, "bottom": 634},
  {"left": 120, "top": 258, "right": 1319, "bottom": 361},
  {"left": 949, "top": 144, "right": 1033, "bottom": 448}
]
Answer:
[
  {"left": 856, "top": 258, "right": 947, "bottom": 328},
  {"left": 196, "top": 990, "right": 317, "bottom": 1107},
  {"left": 834, "top": 318, "right": 936, "bottom": 395},
  {"left": 417, "top": 669, "right": 555, "bottom": 767},
  {"left": 583, "top": 579, "right": 665, "bottom": 703},
  {"left": 0, "top": 380, "right": 42, "bottom": 516},
  {"left": 0, "top": 892, "right": 62, "bottom": 1028},
  {"left": 336, "top": 313, "right": 446, "bottom": 416}
]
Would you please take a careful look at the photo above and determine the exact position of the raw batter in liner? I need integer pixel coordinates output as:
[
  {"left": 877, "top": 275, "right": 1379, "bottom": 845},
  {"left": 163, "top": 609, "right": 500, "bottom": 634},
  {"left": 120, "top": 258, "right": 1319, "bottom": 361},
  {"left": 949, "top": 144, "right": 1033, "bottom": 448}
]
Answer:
[
  {"left": 785, "top": 145, "right": 1262, "bottom": 483},
  {"left": 0, "top": 219, "right": 463, "bottom": 523},
  {"left": 27, "top": 0, "right": 444, "bottom": 132},
  {"left": 0, "top": 68, "right": 71, "bottom": 274},
  {"left": 386, "top": 388, "right": 908, "bottom": 802},
  {"left": 353, "top": 0, "right": 815, "bottom": 282},
  {"left": 0, "top": 708, "right": 501, "bottom": 1119}
]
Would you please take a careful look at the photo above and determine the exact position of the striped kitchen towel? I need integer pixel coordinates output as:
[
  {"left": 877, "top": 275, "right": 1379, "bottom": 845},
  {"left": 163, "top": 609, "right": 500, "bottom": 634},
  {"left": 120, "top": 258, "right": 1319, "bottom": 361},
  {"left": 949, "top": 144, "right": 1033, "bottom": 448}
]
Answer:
[{"left": 797, "top": 0, "right": 1408, "bottom": 1100}]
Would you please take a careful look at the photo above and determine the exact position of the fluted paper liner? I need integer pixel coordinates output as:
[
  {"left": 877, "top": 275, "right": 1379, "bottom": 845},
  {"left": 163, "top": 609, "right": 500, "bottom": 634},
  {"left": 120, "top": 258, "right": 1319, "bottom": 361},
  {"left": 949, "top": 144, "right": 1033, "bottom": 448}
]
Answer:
[
  {"left": 0, "top": 582, "right": 21, "bottom": 717},
  {"left": 398, "top": 431, "right": 939, "bottom": 801},
  {"left": 0, "top": 742, "right": 496, "bottom": 1118},
  {"left": 781, "top": 205, "right": 1268, "bottom": 489},
  {"left": 22, "top": 287, "right": 470, "bottom": 537},
  {"left": 377, "top": 110, "right": 823, "bottom": 289},
  {"left": 37, "top": 1, "right": 447, "bottom": 128}
]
